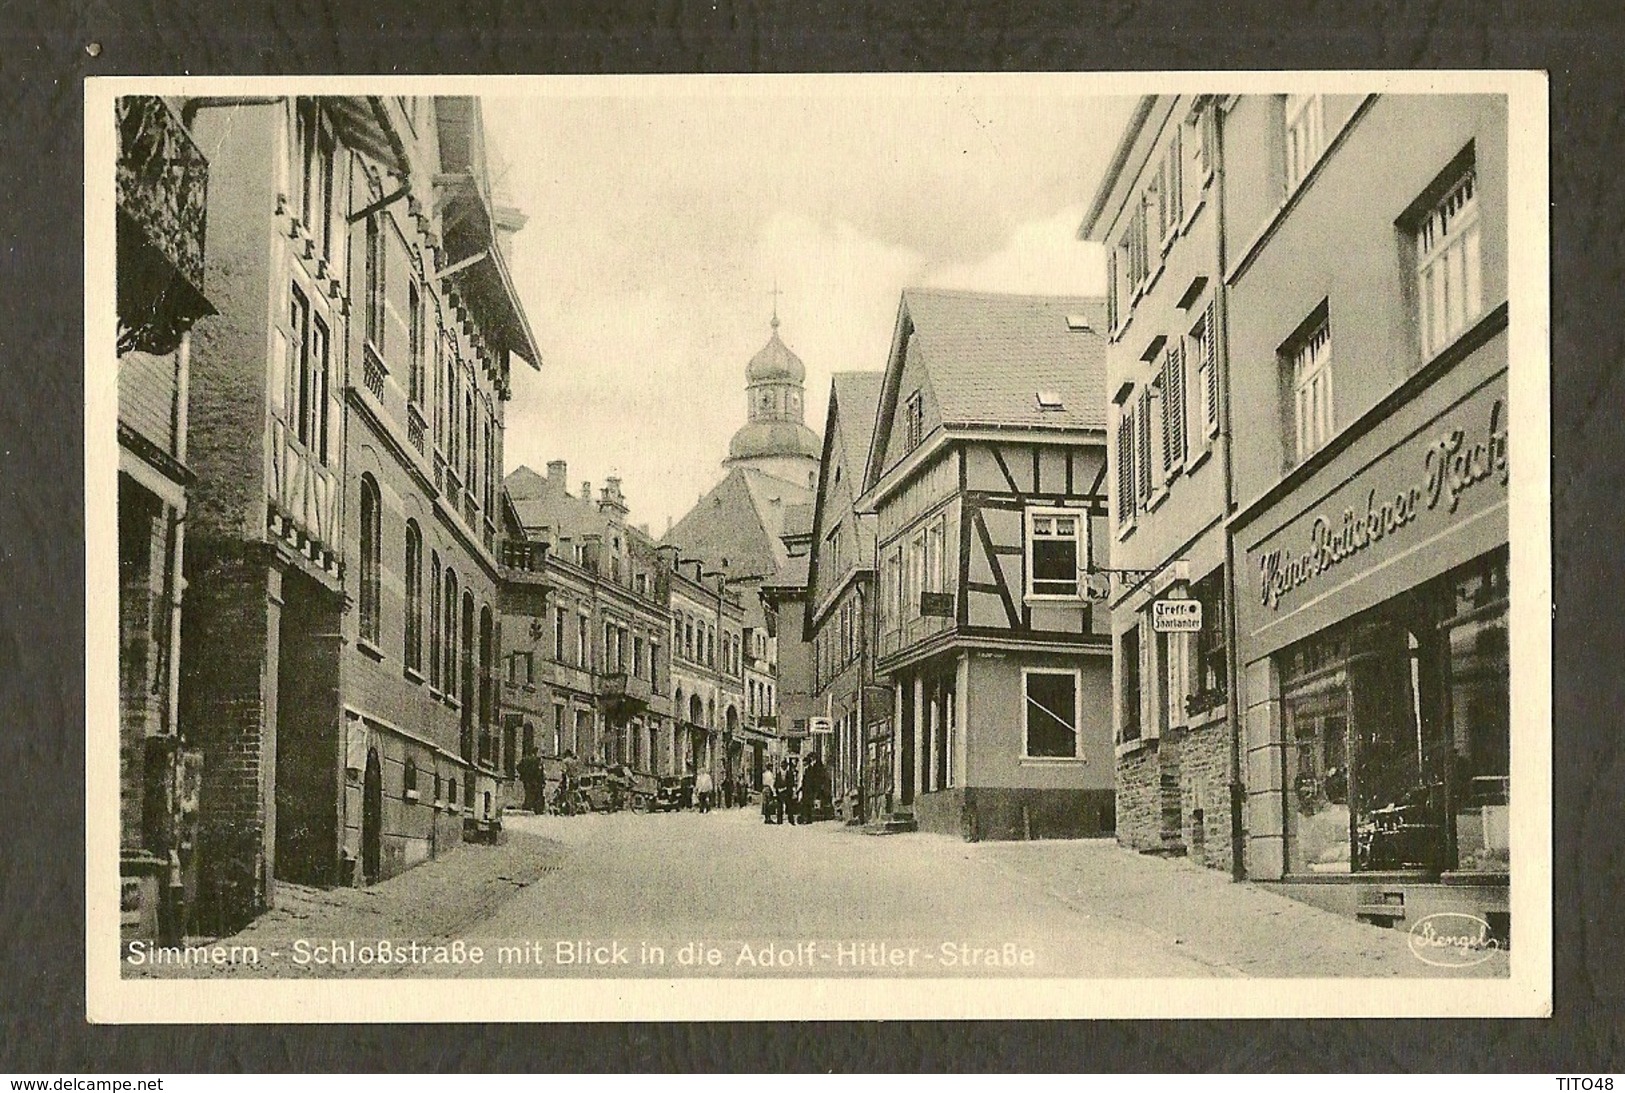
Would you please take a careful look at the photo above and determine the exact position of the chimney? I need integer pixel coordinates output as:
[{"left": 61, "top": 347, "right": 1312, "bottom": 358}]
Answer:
[
  {"left": 581, "top": 481, "right": 592, "bottom": 502},
  {"left": 546, "top": 459, "right": 567, "bottom": 485},
  {"left": 599, "top": 476, "right": 629, "bottom": 518}
]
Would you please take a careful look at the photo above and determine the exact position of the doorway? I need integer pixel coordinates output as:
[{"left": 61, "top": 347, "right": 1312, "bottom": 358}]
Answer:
[{"left": 362, "top": 747, "right": 382, "bottom": 884}]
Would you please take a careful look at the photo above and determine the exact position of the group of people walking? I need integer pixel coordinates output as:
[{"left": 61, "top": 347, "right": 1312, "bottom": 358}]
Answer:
[
  {"left": 761, "top": 752, "right": 831, "bottom": 825},
  {"left": 514, "top": 747, "right": 832, "bottom": 822}
]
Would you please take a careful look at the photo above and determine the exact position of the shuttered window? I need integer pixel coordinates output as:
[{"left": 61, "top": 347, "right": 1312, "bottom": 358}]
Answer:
[
  {"left": 1116, "top": 410, "right": 1135, "bottom": 526},
  {"left": 1136, "top": 388, "right": 1153, "bottom": 505},
  {"left": 1164, "top": 340, "right": 1187, "bottom": 475}
]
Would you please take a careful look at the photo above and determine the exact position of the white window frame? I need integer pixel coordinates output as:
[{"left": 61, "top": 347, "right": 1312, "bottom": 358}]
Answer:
[
  {"left": 1020, "top": 666, "right": 1085, "bottom": 761},
  {"left": 1290, "top": 317, "right": 1334, "bottom": 465},
  {"left": 1024, "top": 505, "right": 1086, "bottom": 601},
  {"left": 1416, "top": 165, "right": 1483, "bottom": 360},
  {"left": 1284, "top": 93, "right": 1326, "bottom": 192}
]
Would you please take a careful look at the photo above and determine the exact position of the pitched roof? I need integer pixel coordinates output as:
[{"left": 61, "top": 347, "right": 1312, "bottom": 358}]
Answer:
[
  {"left": 829, "top": 371, "right": 885, "bottom": 488},
  {"left": 505, "top": 465, "right": 610, "bottom": 538},
  {"left": 662, "top": 467, "right": 814, "bottom": 583},
  {"left": 862, "top": 289, "right": 1108, "bottom": 494},
  {"left": 901, "top": 288, "right": 1109, "bottom": 432}
]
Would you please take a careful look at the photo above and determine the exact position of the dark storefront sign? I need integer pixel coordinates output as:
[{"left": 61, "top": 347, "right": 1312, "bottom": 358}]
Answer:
[{"left": 1240, "top": 371, "right": 1508, "bottom": 661}]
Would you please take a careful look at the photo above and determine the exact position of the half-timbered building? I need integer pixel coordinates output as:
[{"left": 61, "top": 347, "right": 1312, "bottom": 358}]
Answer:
[
  {"left": 856, "top": 289, "right": 1115, "bottom": 840},
  {"left": 180, "top": 95, "right": 538, "bottom": 930},
  {"left": 805, "top": 371, "right": 888, "bottom": 822}
]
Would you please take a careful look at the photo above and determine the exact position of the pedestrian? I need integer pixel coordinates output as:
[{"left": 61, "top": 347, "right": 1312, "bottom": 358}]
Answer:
[
  {"left": 804, "top": 752, "right": 829, "bottom": 821},
  {"left": 517, "top": 750, "right": 546, "bottom": 814},
  {"left": 696, "top": 768, "right": 714, "bottom": 813},
  {"left": 560, "top": 749, "right": 580, "bottom": 816},
  {"left": 778, "top": 759, "right": 797, "bottom": 824},
  {"left": 722, "top": 773, "right": 735, "bottom": 811},
  {"left": 761, "top": 764, "right": 778, "bottom": 824}
]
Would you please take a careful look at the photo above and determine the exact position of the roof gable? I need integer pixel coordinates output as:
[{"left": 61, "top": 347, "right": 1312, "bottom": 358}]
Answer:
[
  {"left": 863, "top": 288, "right": 1109, "bottom": 495},
  {"left": 662, "top": 467, "right": 813, "bottom": 582}
]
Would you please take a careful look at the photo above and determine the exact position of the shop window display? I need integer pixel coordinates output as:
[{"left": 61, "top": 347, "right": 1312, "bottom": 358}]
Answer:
[{"left": 1279, "top": 549, "right": 1509, "bottom": 877}]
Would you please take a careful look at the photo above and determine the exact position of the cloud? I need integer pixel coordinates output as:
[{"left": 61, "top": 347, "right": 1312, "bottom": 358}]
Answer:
[
  {"left": 921, "top": 204, "right": 1108, "bottom": 298},
  {"left": 483, "top": 85, "right": 1135, "bottom": 530}
]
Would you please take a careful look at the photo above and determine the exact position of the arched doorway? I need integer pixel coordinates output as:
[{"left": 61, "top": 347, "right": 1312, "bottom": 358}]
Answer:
[{"left": 362, "top": 747, "right": 383, "bottom": 884}]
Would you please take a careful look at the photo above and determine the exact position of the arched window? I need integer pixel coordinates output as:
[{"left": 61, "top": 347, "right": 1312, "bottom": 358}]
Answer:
[
  {"left": 706, "top": 626, "right": 715, "bottom": 668},
  {"left": 358, "top": 474, "right": 382, "bottom": 645},
  {"left": 479, "top": 604, "right": 494, "bottom": 754},
  {"left": 428, "top": 550, "right": 442, "bottom": 689},
  {"left": 443, "top": 568, "right": 459, "bottom": 693},
  {"left": 404, "top": 520, "right": 423, "bottom": 673},
  {"left": 460, "top": 589, "right": 475, "bottom": 761},
  {"left": 684, "top": 617, "right": 694, "bottom": 661}
]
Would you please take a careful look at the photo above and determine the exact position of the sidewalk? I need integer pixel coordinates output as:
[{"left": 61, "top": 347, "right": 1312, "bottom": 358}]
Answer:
[
  {"left": 126, "top": 830, "right": 567, "bottom": 979},
  {"left": 968, "top": 836, "right": 1510, "bottom": 978}
]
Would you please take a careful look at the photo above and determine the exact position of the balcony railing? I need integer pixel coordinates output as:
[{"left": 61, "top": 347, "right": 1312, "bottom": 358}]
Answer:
[
  {"left": 462, "top": 490, "right": 479, "bottom": 532},
  {"left": 406, "top": 402, "right": 427, "bottom": 457},
  {"left": 362, "top": 343, "right": 388, "bottom": 403},
  {"left": 116, "top": 95, "right": 213, "bottom": 355},
  {"left": 500, "top": 540, "right": 548, "bottom": 573},
  {"left": 267, "top": 416, "right": 339, "bottom": 555},
  {"left": 600, "top": 670, "right": 652, "bottom": 706}
]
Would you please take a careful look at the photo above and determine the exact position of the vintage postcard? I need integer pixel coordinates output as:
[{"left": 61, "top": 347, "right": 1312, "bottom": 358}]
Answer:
[{"left": 87, "top": 70, "right": 1551, "bottom": 1021}]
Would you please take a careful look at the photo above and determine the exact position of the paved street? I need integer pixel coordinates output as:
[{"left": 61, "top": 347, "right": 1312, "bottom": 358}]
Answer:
[{"left": 130, "top": 806, "right": 1507, "bottom": 980}]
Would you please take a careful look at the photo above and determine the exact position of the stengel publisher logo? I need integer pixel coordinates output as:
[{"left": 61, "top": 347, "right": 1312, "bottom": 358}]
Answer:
[{"left": 1406, "top": 912, "right": 1501, "bottom": 967}]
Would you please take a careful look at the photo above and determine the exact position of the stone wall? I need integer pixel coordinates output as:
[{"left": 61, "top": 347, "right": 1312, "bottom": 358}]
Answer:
[
  {"left": 1180, "top": 718, "right": 1235, "bottom": 872},
  {"left": 1114, "top": 739, "right": 1164, "bottom": 852}
]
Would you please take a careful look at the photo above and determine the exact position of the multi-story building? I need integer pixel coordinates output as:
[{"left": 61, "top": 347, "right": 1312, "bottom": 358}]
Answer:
[
  {"left": 666, "top": 556, "right": 752, "bottom": 794},
  {"left": 856, "top": 289, "right": 1115, "bottom": 840},
  {"left": 116, "top": 95, "right": 217, "bottom": 943},
  {"left": 180, "top": 95, "right": 539, "bottom": 931},
  {"left": 1081, "top": 95, "right": 1238, "bottom": 870},
  {"left": 1221, "top": 93, "right": 1510, "bottom": 931},
  {"left": 805, "top": 372, "right": 888, "bottom": 821},
  {"left": 497, "top": 462, "right": 673, "bottom": 797},
  {"left": 664, "top": 314, "right": 825, "bottom": 772}
]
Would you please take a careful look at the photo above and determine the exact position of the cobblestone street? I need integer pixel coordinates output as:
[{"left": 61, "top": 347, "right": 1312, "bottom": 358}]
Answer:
[{"left": 129, "top": 808, "right": 1508, "bottom": 980}]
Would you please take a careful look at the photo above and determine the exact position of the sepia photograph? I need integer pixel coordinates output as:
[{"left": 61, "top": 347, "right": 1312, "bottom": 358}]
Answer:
[{"left": 87, "top": 71, "right": 1550, "bottom": 1022}]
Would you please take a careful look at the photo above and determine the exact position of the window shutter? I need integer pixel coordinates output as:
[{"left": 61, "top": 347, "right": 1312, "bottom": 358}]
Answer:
[
  {"left": 1136, "top": 388, "right": 1153, "bottom": 504},
  {"left": 1168, "top": 127, "right": 1184, "bottom": 227},
  {"left": 1116, "top": 413, "right": 1134, "bottom": 524},
  {"left": 1203, "top": 300, "right": 1220, "bottom": 436},
  {"left": 1106, "top": 249, "right": 1118, "bottom": 333},
  {"left": 1158, "top": 366, "right": 1173, "bottom": 479},
  {"left": 1167, "top": 340, "right": 1186, "bottom": 469}
]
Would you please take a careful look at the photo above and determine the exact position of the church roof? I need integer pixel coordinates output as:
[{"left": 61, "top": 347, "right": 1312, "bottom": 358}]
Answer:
[
  {"left": 746, "top": 321, "right": 806, "bottom": 384},
  {"left": 663, "top": 467, "right": 814, "bottom": 584},
  {"left": 727, "top": 419, "right": 823, "bottom": 462}
]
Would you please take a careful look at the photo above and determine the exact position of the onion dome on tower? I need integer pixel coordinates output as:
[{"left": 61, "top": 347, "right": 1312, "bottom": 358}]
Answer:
[{"left": 725, "top": 310, "right": 822, "bottom": 485}]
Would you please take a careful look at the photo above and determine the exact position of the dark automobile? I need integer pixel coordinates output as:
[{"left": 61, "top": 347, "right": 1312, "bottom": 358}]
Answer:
[{"left": 650, "top": 775, "right": 688, "bottom": 812}]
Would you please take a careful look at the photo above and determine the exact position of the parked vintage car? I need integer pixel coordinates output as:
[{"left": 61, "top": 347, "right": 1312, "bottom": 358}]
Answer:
[
  {"left": 649, "top": 775, "right": 688, "bottom": 812},
  {"left": 575, "top": 771, "right": 620, "bottom": 813}
]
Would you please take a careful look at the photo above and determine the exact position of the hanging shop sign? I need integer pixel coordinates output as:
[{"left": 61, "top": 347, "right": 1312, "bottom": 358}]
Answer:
[
  {"left": 1254, "top": 390, "right": 1507, "bottom": 615},
  {"left": 1152, "top": 599, "right": 1203, "bottom": 632}
]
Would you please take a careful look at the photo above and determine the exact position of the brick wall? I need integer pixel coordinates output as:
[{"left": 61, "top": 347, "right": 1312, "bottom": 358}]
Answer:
[
  {"left": 1180, "top": 719, "right": 1234, "bottom": 872},
  {"left": 180, "top": 543, "right": 277, "bottom": 934},
  {"left": 1115, "top": 741, "right": 1164, "bottom": 852},
  {"left": 119, "top": 483, "right": 164, "bottom": 850}
]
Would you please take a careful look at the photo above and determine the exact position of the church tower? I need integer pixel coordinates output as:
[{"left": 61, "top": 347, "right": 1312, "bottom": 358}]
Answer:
[{"left": 723, "top": 310, "right": 822, "bottom": 487}]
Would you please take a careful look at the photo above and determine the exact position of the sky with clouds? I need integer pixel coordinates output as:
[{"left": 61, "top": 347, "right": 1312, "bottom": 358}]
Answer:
[{"left": 483, "top": 78, "right": 1136, "bottom": 533}]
